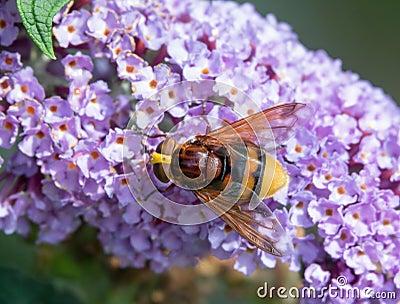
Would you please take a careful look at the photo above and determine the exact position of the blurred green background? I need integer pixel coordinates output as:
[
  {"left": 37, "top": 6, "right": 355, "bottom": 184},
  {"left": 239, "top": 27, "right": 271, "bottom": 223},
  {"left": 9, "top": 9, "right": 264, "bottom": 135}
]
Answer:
[{"left": 1, "top": 1, "right": 399, "bottom": 304}]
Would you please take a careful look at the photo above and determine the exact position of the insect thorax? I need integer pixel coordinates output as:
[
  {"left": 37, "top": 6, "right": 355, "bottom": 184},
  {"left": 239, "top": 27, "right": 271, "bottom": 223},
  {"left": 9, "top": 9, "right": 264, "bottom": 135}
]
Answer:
[{"left": 169, "top": 139, "right": 223, "bottom": 190}]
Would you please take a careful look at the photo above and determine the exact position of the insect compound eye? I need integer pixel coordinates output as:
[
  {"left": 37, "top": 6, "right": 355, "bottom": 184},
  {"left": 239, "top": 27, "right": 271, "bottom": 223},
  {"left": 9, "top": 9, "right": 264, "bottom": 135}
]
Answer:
[
  {"left": 155, "top": 140, "right": 164, "bottom": 153},
  {"left": 151, "top": 140, "right": 171, "bottom": 183},
  {"left": 153, "top": 163, "right": 170, "bottom": 183}
]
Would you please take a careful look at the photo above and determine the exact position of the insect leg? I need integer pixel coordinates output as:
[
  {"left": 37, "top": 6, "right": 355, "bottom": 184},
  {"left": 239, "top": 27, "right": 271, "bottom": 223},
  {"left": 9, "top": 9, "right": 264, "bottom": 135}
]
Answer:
[
  {"left": 205, "top": 123, "right": 211, "bottom": 134},
  {"left": 202, "top": 100, "right": 207, "bottom": 115},
  {"left": 139, "top": 132, "right": 167, "bottom": 139},
  {"left": 160, "top": 183, "right": 176, "bottom": 193},
  {"left": 200, "top": 100, "right": 213, "bottom": 134}
]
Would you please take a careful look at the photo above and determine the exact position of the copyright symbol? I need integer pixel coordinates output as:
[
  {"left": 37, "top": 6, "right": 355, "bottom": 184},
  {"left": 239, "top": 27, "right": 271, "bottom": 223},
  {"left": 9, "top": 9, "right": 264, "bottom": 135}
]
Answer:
[{"left": 336, "top": 275, "right": 347, "bottom": 286}]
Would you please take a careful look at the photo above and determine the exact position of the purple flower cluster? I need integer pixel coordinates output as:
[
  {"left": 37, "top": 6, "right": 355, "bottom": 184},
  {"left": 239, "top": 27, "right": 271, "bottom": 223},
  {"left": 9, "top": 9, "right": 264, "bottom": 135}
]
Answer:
[{"left": 1, "top": 0, "right": 400, "bottom": 301}]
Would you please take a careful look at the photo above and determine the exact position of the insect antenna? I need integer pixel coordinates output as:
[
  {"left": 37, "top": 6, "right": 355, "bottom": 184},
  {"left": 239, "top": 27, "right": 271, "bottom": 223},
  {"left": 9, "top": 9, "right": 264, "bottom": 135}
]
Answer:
[
  {"left": 132, "top": 129, "right": 167, "bottom": 139},
  {"left": 198, "top": 100, "right": 215, "bottom": 134},
  {"left": 126, "top": 126, "right": 168, "bottom": 162}
]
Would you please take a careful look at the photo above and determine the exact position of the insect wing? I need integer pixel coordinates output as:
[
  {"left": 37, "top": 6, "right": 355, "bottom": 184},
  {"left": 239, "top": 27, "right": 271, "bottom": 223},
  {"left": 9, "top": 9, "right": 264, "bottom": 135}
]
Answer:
[
  {"left": 194, "top": 189, "right": 293, "bottom": 257},
  {"left": 206, "top": 103, "right": 307, "bottom": 151}
]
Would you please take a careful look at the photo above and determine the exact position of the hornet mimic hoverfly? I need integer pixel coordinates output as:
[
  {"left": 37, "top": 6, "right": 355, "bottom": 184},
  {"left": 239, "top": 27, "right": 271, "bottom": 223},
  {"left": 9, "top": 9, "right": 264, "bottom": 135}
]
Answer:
[{"left": 150, "top": 103, "right": 306, "bottom": 257}]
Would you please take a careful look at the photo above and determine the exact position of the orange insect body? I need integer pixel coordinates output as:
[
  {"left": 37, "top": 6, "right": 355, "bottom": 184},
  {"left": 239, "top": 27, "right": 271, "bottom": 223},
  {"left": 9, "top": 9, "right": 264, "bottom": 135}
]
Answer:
[{"left": 151, "top": 103, "right": 306, "bottom": 256}]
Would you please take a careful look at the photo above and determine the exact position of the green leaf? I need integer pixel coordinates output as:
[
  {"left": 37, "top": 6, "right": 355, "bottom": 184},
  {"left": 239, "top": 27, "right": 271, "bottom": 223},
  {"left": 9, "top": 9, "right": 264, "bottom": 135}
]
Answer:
[{"left": 16, "top": 0, "right": 72, "bottom": 60}]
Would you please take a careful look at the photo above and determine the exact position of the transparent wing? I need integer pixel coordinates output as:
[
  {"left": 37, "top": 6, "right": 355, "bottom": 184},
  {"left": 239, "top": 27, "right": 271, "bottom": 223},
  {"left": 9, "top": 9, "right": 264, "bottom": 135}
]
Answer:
[
  {"left": 194, "top": 187, "right": 293, "bottom": 257},
  {"left": 206, "top": 103, "right": 307, "bottom": 150}
]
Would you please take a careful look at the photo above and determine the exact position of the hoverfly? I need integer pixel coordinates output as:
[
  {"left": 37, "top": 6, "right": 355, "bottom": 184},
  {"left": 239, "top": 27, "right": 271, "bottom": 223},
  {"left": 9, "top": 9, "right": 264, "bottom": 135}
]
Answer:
[{"left": 149, "top": 103, "right": 306, "bottom": 256}]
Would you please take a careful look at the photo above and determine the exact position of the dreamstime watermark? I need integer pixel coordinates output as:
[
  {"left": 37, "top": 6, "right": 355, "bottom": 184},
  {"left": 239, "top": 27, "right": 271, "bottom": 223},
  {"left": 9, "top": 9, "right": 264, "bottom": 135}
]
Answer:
[{"left": 256, "top": 276, "right": 397, "bottom": 300}]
